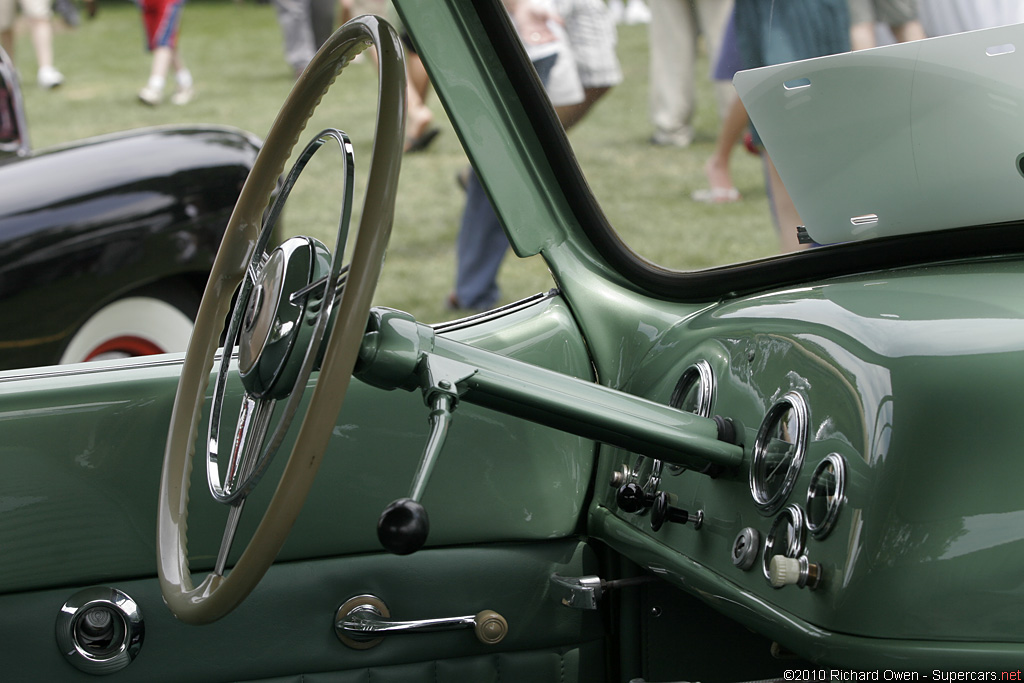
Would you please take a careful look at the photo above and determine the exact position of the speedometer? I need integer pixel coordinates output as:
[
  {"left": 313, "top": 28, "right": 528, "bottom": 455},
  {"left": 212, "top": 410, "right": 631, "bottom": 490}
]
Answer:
[{"left": 750, "top": 391, "right": 809, "bottom": 515}]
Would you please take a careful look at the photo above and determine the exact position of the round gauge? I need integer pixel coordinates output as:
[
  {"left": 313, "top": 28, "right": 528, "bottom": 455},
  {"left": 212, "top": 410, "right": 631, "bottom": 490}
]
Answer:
[
  {"left": 666, "top": 360, "right": 715, "bottom": 474},
  {"left": 806, "top": 453, "right": 846, "bottom": 539},
  {"left": 762, "top": 504, "right": 807, "bottom": 582},
  {"left": 750, "top": 391, "right": 809, "bottom": 515},
  {"left": 670, "top": 360, "right": 714, "bottom": 416}
]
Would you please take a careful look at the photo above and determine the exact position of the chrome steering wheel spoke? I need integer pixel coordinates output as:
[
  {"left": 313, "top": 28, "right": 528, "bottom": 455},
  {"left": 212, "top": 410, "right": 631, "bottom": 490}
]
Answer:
[{"left": 205, "top": 129, "right": 356, "bottom": 507}]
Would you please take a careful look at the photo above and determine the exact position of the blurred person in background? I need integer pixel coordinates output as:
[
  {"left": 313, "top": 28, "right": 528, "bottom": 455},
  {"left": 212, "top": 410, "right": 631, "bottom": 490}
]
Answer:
[
  {"left": 137, "top": 0, "right": 194, "bottom": 105},
  {"left": 272, "top": 0, "right": 336, "bottom": 77},
  {"left": 734, "top": 0, "right": 850, "bottom": 251},
  {"left": 917, "top": 0, "right": 1024, "bottom": 35},
  {"left": 0, "top": 0, "right": 63, "bottom": 88},
  {"left": 647, "top": 0, "right": 734, "bottom": 147},
  {"left": 848, "top": 0, "right": 926, "bottom": 49}
]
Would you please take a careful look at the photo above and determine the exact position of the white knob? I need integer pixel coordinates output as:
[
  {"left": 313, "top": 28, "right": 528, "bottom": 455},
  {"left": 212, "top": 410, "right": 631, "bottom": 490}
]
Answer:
[{"left": 769, "top": 555, "right": 802, "bottom": 587}]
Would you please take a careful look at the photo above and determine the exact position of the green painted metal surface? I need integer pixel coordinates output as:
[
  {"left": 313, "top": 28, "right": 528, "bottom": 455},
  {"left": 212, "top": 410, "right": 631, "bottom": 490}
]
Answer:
[
  {"left": 0, "top": 295, "right": 594, "bottom": 594},
  {"left": 591, "top": 261, "right": 1024, "bottom": 667}
]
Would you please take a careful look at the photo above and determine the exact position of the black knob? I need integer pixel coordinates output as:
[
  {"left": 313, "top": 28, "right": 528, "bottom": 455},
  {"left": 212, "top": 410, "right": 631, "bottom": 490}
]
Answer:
[
  {"left": 616, "top": 482, "right": 656, "bottom": 513},
  {"left": 650, "top": 492, "right": 702, "bottom": 532},
  {"left": 378, "top": 498, "right": 429, "bottom": 555}
]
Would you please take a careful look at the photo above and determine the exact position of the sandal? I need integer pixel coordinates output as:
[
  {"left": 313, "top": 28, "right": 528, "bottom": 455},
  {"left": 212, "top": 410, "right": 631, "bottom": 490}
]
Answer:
[{"left": 691, "top": 187, "right": 741, "bottom": 203}]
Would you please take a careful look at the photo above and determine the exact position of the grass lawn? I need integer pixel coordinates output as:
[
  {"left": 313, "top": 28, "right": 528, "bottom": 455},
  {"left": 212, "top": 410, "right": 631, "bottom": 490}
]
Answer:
[{"left": 13, "top": 1, "right": 779, "bottom": 323}]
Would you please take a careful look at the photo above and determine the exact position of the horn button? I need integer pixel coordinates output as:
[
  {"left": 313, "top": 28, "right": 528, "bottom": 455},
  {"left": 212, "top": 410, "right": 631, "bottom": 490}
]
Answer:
[{"left": 238, "top": 236, "right": 329, "bottom": 399}]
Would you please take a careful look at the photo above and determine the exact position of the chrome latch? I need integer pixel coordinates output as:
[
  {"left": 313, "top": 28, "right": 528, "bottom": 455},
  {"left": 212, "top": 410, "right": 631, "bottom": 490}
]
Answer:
[{"left": 550, "top": 573, "right": 657, "bottom": 610}]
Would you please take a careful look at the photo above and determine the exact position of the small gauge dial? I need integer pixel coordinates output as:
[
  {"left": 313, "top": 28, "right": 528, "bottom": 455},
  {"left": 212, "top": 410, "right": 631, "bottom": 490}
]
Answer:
[
  {"left": 666, "top": 360, "right": 715, "bottom": 474},
  {"left": 762, "top": 504, "right": 807, "bottom": 583},
  {"left": 807, "top": 453, "right": 846, "bottom": 539},
  {"left": 750, "top": 392, "right": 809, "bottom": 515},
  {"left": 670, "top": 360, "right": 714, "bottom": 416}
]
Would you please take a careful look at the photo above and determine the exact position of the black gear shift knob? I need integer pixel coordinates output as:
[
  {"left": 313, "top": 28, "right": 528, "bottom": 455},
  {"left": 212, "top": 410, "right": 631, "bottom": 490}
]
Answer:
[{"left": 378, "top": 498, "right": 430, "bottom": 555}]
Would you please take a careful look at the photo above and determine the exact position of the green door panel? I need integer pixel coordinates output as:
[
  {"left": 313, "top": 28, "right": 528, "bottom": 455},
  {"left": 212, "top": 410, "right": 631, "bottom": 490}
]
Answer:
[
  {"left": 1, "top": 540, "right": 604, "bottom": 682},
  {"left": 0, "top": 294, "right": 595, "bottom": 594}
]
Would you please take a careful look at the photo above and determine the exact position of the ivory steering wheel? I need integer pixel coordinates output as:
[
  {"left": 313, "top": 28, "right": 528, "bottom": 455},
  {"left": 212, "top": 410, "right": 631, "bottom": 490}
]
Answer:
[{"left": 157, "top": 16, "right": 406, "bottom": 625}]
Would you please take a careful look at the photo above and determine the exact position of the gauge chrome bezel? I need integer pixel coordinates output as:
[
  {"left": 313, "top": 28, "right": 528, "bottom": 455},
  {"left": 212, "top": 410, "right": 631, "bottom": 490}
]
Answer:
[
  {"left": 670, "top": 360, "right": 715, "bottom": 416},
  {"left": 762, "top": 504, "right": 807, "bottom": 582},
  {"left": 750, "top": 391, "right": 810, "bottom": 515},
  {"left": 666, "top": 360, "right": 715, "bottom": 474},
  {"left": 806, "top": 453, "right": 846, "bottom": 539}
]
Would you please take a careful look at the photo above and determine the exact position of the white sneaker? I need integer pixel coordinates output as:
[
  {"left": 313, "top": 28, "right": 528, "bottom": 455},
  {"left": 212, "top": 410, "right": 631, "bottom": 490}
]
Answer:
[
  {"left": 37, "top": 66, "right": 64, "bottom": 89},
  {"left": 624, "top": 0, "right": 651, "bottom": 24},
  {"left": 138, "top": 85, "right": 162, "bottom": 106},
  {"left": 170, "top": 85, "right": 194, "bottom": 106}
]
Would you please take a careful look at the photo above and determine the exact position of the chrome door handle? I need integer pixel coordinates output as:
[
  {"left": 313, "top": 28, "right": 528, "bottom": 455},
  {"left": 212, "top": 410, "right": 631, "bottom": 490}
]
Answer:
[{"left": 335, "top": 595, "right": 508, "bottom": 649}]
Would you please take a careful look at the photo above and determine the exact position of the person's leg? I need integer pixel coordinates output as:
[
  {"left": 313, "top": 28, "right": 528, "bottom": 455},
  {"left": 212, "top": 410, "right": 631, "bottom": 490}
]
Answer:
[
  {"left": 309, "top": 0, "right": 336, "bottom": 49},
  {"left": 170, "top": 47, "right": 194, "bottom": 104},
  {"left": 695, "top": 94, "right": 746, "bottom": 202},
  {"left": 891, "top": 19, "right": 926, "bottom": 42},
  {"left": 555, "top": 85, "right": 609, "bottom": 130},
  {"left": 763, "top": 154, "right": 807, "bottom": 252},
  {"left": 404, "top": 50, "right": 434, "bottom": 147},
  {"left": 27, "top": 17, "right": 53, "bottom": 69},
  {"left": 552, "top": 0, "right": 621, "bottom": 130},
  {"left": 0, "top": 0, "right": 14, "bottom": 61},
  {"left": 272, "top": 0, "right": 316, "bottom": 76},
  {"left": 648, "top": 0, "right": 696, "bottom": 146},
  {"left": 453, "top": 170, "right": 509, "bottom": 311},
  {"left": 695, "top": 0, "right": 735, "bottom": 120},
  {"left": 0, "top": 29, "right": 13, "bottom": 63},
  {"left": 149, "top": 45, "right": 173, "bottom": 82},
  {"left": 19, "top": 0, "right": 62, "bottom": 86}
]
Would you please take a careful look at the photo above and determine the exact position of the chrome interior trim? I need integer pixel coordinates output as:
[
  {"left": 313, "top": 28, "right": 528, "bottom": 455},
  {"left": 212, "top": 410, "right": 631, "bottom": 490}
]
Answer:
[
  {"left": 55, "top": 586, "right": 144, "bottom": 675},
  {"left": 669, "top": 359, "right": 715, "bottom": 417},
  {"left": 432, "top": 290, "right": 558, "bottom": 333},
  {"left": 0, "top": 348, "right": 235, "bottom": 384}
]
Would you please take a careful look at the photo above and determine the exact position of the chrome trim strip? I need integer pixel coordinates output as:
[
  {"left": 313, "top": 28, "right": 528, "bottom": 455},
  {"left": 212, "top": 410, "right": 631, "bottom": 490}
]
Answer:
[
  {"left": 0, "top": 349, "right": 236, "bottom": 384},
  {"left": 432, "top": 290, "right": 558, "bottom": 333}
]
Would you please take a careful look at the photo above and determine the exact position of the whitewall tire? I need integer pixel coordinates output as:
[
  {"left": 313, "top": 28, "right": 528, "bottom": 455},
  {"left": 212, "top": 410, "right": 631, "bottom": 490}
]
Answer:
[{"left": 60, "top": 296, "right": 196, "bottom": 364}]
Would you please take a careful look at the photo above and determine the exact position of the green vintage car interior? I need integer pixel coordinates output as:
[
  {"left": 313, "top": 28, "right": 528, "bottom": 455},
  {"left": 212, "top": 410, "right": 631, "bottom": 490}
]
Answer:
[{"left": 4, "top": 2, "right": 1024, "bottom": 680}]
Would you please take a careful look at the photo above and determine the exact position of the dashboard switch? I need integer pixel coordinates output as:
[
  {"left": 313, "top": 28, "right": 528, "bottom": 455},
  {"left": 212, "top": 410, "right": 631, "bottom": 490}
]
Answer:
[
  {"left": 731, "top": 527, "right": 760, "bottom": 570},
  {"left": 769, "top": 555, "right": 822, "bottom": 590},
  {"left": 616, "top": 482, "right": 656, "bottom": 513},
  {"left": 650, "top": 491, "right": 703, "bottom": 531}
]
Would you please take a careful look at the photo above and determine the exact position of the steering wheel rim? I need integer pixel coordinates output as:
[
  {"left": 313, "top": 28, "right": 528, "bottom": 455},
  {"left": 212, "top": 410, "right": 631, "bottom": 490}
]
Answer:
[{"left": 157, "top": 16, "right": 406, "bottom": 625}]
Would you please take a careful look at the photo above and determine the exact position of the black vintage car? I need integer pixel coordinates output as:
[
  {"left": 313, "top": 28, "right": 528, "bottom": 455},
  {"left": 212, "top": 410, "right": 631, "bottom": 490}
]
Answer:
[{"left": 0, "top": 47, "right": 260, "bottom": 369}]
